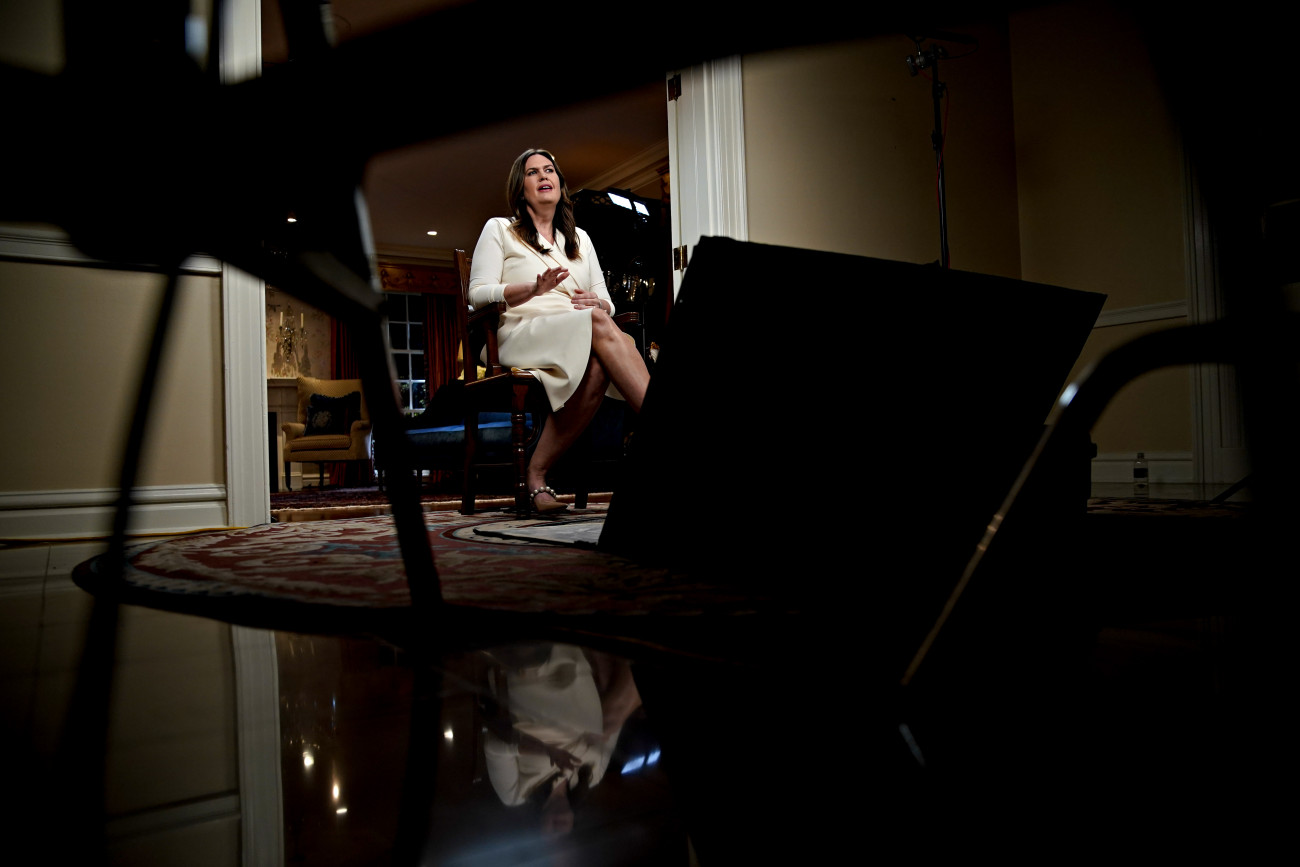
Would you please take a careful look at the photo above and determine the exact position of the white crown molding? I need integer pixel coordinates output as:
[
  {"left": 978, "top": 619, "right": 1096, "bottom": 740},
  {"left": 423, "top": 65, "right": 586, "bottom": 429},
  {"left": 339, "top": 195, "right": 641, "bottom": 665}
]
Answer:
[
  {"left": 372, "top": 244, "right": 453, "bottom": 266},
  {"left": 576, "top": 141, "right": 671, "bottom": 195},
  {"left": 0, "top": 224, "right": 223, "bottom": 274},
  {"left": 1093, "top": 299, "right": 1187, "bottom": 328}
]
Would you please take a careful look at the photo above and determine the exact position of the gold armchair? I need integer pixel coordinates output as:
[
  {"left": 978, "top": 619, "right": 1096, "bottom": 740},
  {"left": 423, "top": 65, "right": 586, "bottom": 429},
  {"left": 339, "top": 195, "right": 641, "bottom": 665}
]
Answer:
[{"left": 281, "top": 375, "right": 372, "bottom": 490}]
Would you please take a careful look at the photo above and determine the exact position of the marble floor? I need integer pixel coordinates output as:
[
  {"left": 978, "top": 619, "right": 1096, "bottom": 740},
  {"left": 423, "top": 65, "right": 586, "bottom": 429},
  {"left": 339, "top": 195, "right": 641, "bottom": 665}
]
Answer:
[
  {"left": 0, "top": 540, "right": 691, "bottom": 866},
  {"left": 0, "top": 482, "right": 1286, "bottom": 864}
]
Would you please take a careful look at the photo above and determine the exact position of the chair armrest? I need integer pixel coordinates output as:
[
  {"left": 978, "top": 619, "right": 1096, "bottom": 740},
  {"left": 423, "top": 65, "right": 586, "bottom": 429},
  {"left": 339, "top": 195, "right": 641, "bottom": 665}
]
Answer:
[
  {"left": 467, "top": 302, "right": 509, "bottom": 378},
  {"left": 467, "top": 304, "right": 501, "bottom": 330},
  {"left": 282, "top": 422, "right": 305, "bottom": 442},
  {"left": 613, "top": 311, "right": 640, "bottom": 329},
  {"left": 350, "top": 420, "right": 372, "bottom": 436}
]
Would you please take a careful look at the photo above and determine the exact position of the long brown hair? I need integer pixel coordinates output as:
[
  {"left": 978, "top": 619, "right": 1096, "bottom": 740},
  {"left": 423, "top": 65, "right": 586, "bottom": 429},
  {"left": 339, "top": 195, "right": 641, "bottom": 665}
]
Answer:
[{"left": 505, "top": 148, "right": 581, "bottom": 260}]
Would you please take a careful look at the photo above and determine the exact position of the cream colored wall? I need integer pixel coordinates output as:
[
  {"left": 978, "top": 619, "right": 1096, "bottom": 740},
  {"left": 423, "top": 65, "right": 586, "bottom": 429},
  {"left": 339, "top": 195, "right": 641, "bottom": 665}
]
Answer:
[
  {"left": 0, "top": 0, "right": 63, "bottom": 74},
  {"left": 1, "top": 12, "right": 245, "bottom": 866},
  {"left": 1060, "top": 319, "right": 1193, "bottom": 451},
  {"left": 1011, "top": 1, "right": 1191, "bottom": 454},
  {"left": 743, "top": 24, "right": 1022, "bottom": 278},
  {"left": 0, "top": 261, "right": 225, "bottom": 492},
  {"left": 104, "top": 607, "right": 239, "bottom": 838},
  {"left": 742, "top": 2, "right": 1192, "bottom": 459},
  {"left": 1, "top": 4, "right": 227, "bottom": 495},
  {"left": 1011, "top": 3, "right": 1185, "bottom": 309}
]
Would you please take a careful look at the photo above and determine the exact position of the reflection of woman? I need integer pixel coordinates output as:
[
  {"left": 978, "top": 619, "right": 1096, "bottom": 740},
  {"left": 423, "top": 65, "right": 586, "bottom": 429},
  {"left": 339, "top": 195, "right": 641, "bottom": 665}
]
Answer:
[
  {"left": 482, "top": 644, "right": 643, "bottom": 839},
  {"left": 468, "top": 148, "right": 651, "bottom": 514}
]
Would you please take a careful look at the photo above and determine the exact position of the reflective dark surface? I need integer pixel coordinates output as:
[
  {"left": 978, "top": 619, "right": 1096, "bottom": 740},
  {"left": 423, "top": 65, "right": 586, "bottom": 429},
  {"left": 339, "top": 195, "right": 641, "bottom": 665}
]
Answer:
[
  {"left": 0, "top": 553, "right": 693, "bottom": 865},
  {"left": 274, "top": 637, "right": 686, "bottom": 866},
  {"left": 0, "top": 482, "right": 1286, "bottom": 863}
]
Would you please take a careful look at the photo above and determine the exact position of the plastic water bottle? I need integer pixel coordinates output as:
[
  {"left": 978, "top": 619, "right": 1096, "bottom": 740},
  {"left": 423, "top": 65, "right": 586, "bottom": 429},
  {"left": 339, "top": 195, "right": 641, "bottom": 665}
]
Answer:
[{"left": 1132, "top": 452, "right": 1149, "bottom": 496}]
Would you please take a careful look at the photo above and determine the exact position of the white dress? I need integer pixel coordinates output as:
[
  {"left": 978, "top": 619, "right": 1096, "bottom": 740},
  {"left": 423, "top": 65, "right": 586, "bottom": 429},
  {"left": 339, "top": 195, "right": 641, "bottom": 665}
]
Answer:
[
  {"left": 482, "top": 644, "right": 617, "bottom": 806},
  {"left": 467, "top": 217, "right": 621, "bottom": 411}
]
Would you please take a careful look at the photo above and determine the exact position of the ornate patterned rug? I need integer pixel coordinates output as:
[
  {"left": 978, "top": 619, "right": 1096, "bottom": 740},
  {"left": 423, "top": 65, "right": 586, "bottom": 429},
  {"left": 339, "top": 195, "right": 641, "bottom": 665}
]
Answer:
[
  {"left": 1085, "top": 496, "right": 1252, "bottom": 518},
  {"left": 269, "top": 487, "right": 612, "bottom": 523},
  {"left": 70, "top": 504, "right": 796, "bottom": 660},
  {"left": 71, "top": 493, "right": 1254, "bottom": 659}
]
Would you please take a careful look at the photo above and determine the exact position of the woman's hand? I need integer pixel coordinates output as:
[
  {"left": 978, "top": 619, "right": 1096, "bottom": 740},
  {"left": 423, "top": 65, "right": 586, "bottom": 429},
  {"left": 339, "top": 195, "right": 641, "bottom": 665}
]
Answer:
[
  {"left": 534, "top": 266, "right": 569, "bottom": 297},
  {"left": 516, "top": 732, "right": 581, "bottom": 771},
  {"left": 543, "top": 744, "right": 582, "bottom": 772},
  {"left": 504, "top": 267, "right": 568, "bottom": 307},
  {"left": 571, "top": 287, "right": 607, "bottom": 313}
]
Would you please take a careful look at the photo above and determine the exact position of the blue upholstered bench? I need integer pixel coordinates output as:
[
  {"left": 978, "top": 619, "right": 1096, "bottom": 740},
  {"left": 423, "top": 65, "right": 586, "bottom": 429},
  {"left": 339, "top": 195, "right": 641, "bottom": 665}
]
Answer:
[
  {"left": 405, "top": 411, "right": 531, "bottom": 464},
  {"left": 376, "top": 396, "right": 627, "bottom": 500}
]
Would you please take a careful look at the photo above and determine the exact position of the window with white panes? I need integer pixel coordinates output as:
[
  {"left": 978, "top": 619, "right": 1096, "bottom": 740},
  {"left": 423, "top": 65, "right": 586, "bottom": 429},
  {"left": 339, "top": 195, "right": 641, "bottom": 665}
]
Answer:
[{"left": 385, "top": 293, "right": 427, "bottom": 413}]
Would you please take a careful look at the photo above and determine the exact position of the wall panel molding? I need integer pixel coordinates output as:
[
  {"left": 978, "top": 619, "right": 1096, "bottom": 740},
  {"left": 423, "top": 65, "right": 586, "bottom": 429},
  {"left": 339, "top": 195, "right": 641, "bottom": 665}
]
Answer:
[
  {"left": 0, "top": 225, "right": 222, "bottom": 273},
  {"left": 1092, "top": 299, "right": 1187, "bottom": 328},
  {"left": 0, "top": 484, "right": 229, "bottom": 540},
  {"left": 1091, "top": 451, "right": 1194, "bottom": 483}
]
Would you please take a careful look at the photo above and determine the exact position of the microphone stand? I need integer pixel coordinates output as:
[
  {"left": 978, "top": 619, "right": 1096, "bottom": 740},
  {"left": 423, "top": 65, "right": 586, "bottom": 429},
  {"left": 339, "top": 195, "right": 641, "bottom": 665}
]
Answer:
[{"left": 907, "top": 38, "right": 951, "bottom": 268}]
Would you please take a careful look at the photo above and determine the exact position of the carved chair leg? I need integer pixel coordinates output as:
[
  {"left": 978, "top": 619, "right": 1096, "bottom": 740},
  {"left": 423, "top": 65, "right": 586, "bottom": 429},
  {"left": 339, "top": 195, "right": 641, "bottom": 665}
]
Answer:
[
  {"left": 511, "top": 381, "right": 533, "bottom": 515},
  {"left": 461, "top": 406, "right": 480, "bottom": 515},
  {"left": 573, "top": 423, "right": 595, "bottom": 510}
]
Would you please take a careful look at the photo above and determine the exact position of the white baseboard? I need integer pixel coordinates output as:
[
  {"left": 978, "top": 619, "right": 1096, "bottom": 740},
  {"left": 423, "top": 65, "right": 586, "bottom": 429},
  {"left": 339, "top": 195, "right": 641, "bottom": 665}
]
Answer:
[
  {"left": 1091, "top": 451, "right": 1194, "bottom": 484},
  {"left": 0, "top": 484, "right": 231, "bottom": 541}
]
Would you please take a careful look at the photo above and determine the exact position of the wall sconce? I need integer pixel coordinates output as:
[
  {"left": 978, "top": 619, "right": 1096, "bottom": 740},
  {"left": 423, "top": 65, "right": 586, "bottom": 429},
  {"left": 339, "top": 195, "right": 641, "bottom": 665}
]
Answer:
[{"left": 271, "top": 304, "right": 311, "bottom": 377}]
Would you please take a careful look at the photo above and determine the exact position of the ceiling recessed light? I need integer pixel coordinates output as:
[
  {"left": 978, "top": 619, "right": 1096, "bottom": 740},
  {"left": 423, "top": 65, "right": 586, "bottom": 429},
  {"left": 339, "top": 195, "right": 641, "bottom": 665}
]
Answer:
[{"left": 426, "top": 230, "right": 438, "bottom": 236}]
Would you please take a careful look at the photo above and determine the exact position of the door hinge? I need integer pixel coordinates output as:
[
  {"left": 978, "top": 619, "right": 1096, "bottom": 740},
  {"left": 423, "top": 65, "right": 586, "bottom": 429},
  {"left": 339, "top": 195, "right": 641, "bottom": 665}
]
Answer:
[
  {"left": 667, "top": 73, "right": 682, "bottom": 101},
  {"left": 672, "top": 244, "right": 689, "bottom": 271}
]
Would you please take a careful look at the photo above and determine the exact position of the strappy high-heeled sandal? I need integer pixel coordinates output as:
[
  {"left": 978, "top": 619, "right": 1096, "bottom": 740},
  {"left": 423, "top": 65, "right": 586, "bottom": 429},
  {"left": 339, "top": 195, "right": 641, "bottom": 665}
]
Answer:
[{"left": 530, "top": 485, "right": 568, "bottom": 515}]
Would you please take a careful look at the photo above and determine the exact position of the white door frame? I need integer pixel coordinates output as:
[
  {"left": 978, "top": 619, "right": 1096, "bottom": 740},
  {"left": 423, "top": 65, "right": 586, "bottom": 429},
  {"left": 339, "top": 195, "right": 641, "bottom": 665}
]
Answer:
[
  {"left": 221, "top": 0, "right": 271, "bottom": 528},
  {"left": 221, "top": 5, "right": 283, "bottom": 867},
  {"left": 1184, "top": 156, "right": 1249, "bottom": 487},
  {"left": 666, "top": 58, "right": 749, "bottom": 300}
]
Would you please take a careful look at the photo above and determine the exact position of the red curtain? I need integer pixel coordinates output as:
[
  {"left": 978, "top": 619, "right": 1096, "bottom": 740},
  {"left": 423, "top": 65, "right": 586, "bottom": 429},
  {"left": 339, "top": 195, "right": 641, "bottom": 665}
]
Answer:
[
  {"left": 424, "top": 292, "right": 461, "bottom": 392},
  {"left": 328, "top": 318, "right": 374, "bottom": 487},
  {"left": 324, "top": 290, "right": 460, "bottom": 488}
]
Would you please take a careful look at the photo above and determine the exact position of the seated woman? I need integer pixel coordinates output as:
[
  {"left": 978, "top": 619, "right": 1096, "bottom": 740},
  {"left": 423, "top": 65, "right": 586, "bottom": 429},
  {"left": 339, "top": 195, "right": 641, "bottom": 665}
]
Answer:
[
  {"left": 480, "top": 643, "right": 643, "bottom": 840},
  {"left": 468, "top": 147, "right": 651, "bottom": 514}
]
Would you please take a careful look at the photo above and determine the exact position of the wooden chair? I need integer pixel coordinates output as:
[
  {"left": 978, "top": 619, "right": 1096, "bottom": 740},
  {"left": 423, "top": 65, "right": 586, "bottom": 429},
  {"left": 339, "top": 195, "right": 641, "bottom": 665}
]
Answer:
[{"left": 455, "top": 248, "right": 640, "bottom": 515}]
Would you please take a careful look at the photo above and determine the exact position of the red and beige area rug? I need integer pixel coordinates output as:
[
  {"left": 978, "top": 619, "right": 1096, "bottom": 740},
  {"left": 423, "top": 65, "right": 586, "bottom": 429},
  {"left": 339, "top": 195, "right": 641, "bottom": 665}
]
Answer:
[
  {"left": 71, "top": 504, "right": 797, "bottom": 659},
  {"left": 1085, "top": 496, "right": 1251, "bottom": 517},
  {"left": 71, "top": 491, "right": 1253, "bottom": 658},
  {"left": 269, "top": 487, "right": 611, "bottom": 523}
]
